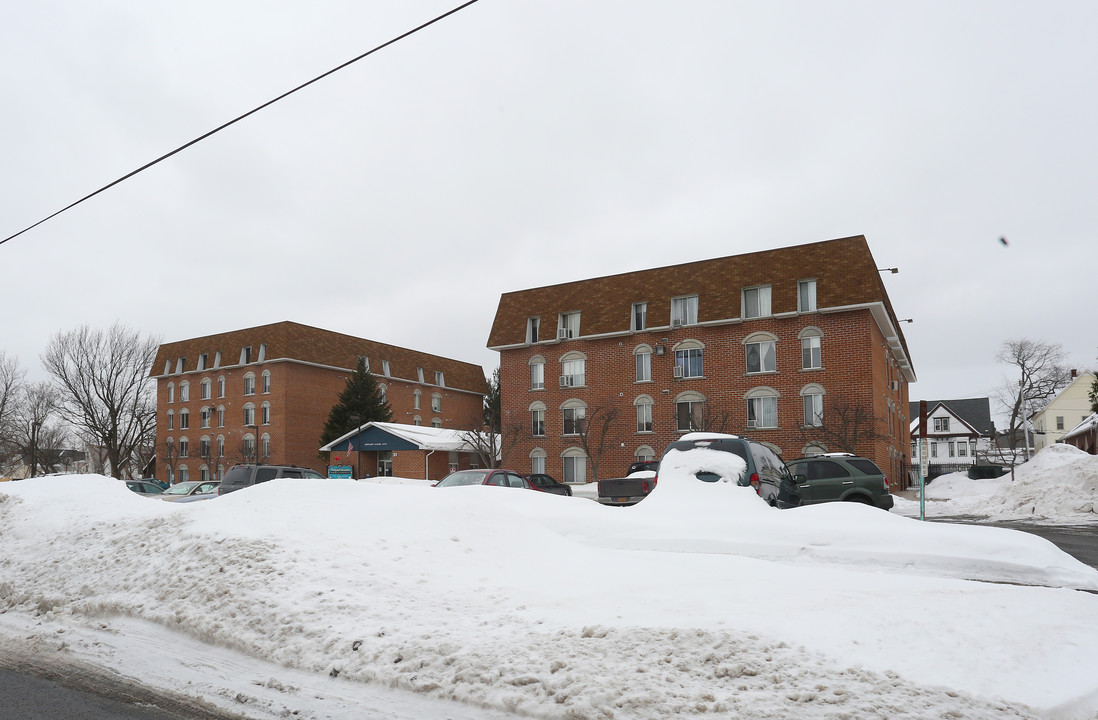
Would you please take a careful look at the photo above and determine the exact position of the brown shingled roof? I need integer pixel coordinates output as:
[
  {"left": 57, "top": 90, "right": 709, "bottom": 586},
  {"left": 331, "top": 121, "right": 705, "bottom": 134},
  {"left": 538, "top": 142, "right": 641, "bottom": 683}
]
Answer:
[
  {"left": 151, "top": 321, "right": 488, "bottom": 395},
  {"left": 487, "top": 235, "right": 910, "bottom": 359}
]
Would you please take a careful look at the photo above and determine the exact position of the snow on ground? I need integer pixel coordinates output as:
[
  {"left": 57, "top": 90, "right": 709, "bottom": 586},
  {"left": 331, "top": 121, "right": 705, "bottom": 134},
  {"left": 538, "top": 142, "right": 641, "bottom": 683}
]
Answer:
[
  {"left": 2, "top": 455, "right": 1098, "bottom": 720},
  {"left": 895, "top": 444, "right": 1098, "bottom": 523}
]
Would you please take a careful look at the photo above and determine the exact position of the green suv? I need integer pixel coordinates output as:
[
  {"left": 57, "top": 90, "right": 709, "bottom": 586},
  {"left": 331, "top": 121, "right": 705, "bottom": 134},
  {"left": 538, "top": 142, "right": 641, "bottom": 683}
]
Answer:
[{"left": 786, "top": 453, "right": 893, "bottom": 510}]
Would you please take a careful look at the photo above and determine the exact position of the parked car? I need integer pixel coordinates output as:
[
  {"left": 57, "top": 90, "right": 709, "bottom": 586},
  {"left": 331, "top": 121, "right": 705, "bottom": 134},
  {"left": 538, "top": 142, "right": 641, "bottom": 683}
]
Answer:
[
  {"left": 218, "top": 464, "right": 324, "bottom": 495},
  {"left": 160, "top": 480, "right": 220, "bottom": 503},
  {"left": 659, "top": 432, "right": 802, "bottom": 509},
  {"left": 125, "top": 480, "right": 164, "bottom": 496},
  {"left": 597, "top": 470, "right": 658, "bottom": 506},
  {"left": 526, "top": 473, "right": 572, "bottom": 496},
  {"left": 786, "top": 453, "right": 893, "bottom": 510},
  {"left": 138, "top": 477, "right": 169, "bottom": 490},
  {"left": 434, "top": 469, "right": 535, "bottom": 489},
  {"left": 626, "top": 460, "right": 660, "bottom": 475}
]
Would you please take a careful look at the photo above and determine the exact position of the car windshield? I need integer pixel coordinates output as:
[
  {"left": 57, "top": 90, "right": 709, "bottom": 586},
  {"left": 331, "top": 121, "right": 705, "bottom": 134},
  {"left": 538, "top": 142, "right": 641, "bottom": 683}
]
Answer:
[
  {"left": 163, "top": 481, "right": 201, "bottom": 495},
  {"left": 435, "top": 470, "right": 490, "bottom": 487}
]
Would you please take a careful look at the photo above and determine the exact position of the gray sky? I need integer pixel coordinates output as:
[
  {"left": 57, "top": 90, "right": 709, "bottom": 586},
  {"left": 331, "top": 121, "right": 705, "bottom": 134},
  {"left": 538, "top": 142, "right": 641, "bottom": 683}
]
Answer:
[{"left": 3, "top": 1, "right": 1096, "bottom": 424}]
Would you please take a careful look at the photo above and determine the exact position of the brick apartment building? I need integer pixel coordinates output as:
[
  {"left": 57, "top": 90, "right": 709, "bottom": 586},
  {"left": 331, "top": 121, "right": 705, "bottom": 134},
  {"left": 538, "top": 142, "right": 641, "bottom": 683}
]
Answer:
[
  {"left": 487, "top": 235, "right": 916, "bottom": 488},
  {"left": 150, "top": 321, "right": 489, "bottom": 484}
]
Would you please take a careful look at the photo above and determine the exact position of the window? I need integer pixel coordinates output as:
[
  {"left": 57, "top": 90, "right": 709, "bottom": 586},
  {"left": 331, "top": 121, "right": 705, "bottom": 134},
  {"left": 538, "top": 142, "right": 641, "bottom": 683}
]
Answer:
[
  {"left": 1056, "top": 416, "right": 1065, "bottom": 431},
  {"left": 200, "top": 407, "right": 211, "bottom": 428},
  {"left": 435, "top": 371, "right": 445, "bottom": 387},
  {"left": 217, "top": 376, "right": 225, "bottom": 398},
  {"left": 175, "top": 358, "right": 186, "bottom": 374},
  {"left": 243, "top": 374, "right": 255, "bottom": 396},
  {"left": 671, "top": 295, "right": 698, "bottom": 326},
  {"left": 379, "top": 385, "right": 387, "bottom": 402},
  {"left": 217, "top": 435, "right": 225, "bottom": 458},
  {"left": 413, "top": 390, "right": 422, "bottom": 410},
  {"left": 933, "top": 417, "right": 950, "bottom": 432},
  {"left": 745, "top": 334, "right": 777, "bottom": 374},
  {"left": 563, "top": 403, "right": 586, "bottom": 435},
  {"left": 200, "top": 437, "right": 211, "bottom": 458},
  {"left": 167, "top": 410, "right": 174, "bottom": 430},
  {"left": 167, "top": 383, "right": 175, "bottom": 404},
  {"left": 635, "top": 346, "right": 652, "bottom": 382},
  {"left": 743, "top": 286, "right": 772, "bottom": 319},
  {"left": 957, "top": 442, "right": 968, "bottom": 457},
  {"left": 217, "top": 406, "right": 225, "bottom": 427},
  {"left": 635, "top": 396, "right": 653, "bottom": 433},
  {"left": 431, "top": 393, "right": 442, "bottom": 413},
  {"left": 179, "top": 438, "right": 189, "bottom": 458},
  {"left": 632, "top": 302, "right": 647, "bottom": 331},
  {"left": 530, "top": 356, "right": 545, "bottom": 390},
  {"left": 261, "top": 403, "right": 270, "bottom": 425},
  {"left": 558, "top": 312, "right": 580, "bottom": 340},
  {"left": 530, "top": 403, "right": 546, "bottom": 436},
  {"left": 562, "top": 449, "right": 587, "bottom": 484},
  {"left": 417, "top": 367, "right": 425, "bottom": 383},
  {"left": 382, "top": 360, "right": 391, "bottom": 377},
  {"left": 198, "top": 353, "right": 209, "bottom": 371},
  {"left": 240, "top": 346, "right": 252, "bottom": 364},
  {"left": 801, "top": 333, "right": 822, "bottom": 370},
  {"left": 178, "top": 465, "right": 189, "bottom": 483},
  {"left": 431, "top": 418, "right": 442, "bottom": 428},
  {"left": 635, "top": 446, "right": 656, "bottom": 463},
  {"left": 674, "top": 347, "right": 703, "bottom": 378},
  {"left": 527, "top": 317, "right": 540, "bottom": 344},
  {"left": 243, "top": 404, "right": 255, "bottom": 426},
  {"left": 213, "top": 351, "right": 221, "bottom": 369},
  {"left": 746, "top": 392, "right": 781, "bottom": 428},
  {"left": 413, "top": 416, "right": 422, "bottom": 426},
  {"left": 262, "top": 371, "right": 270, "bottom": 394},
  {"left": 560, "top": 353, "right": 586, "bottom": 388},
  {"left": 164, "top": 359, "right": 171, "bottom": 375},
  {"left": 676, "top": 399, "right": 701, "bottom": 431},
  {"left": 802, "top": 385, "right": 824, "bottom": 427},
  {"left": 261, "top": 434, "right": 270, "bottom": 458},
  {"left": 179, "top": 409, "right": 190, "bottom": 430},
  {"left": 530, "top": 450, "right": 546, "bottom": 475},
  {"left": 201, "top": 378, "right": 211, "bottom": 400},
  {"left": 200, "top": 465, "right": 210, "bottom": 483},
  {"left": 798, "top": 279, "right": 817, "bottom": 312},
  {"left": 244, "top": 435, "right": 256, "bottom": 459},
  {"left": 179, "top": 381, "right": 190, "bottom": 402}
]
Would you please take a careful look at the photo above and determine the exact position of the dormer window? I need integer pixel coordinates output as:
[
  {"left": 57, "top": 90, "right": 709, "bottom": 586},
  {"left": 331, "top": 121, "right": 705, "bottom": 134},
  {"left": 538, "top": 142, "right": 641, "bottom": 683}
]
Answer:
[
  {"left": 671, "top": 296, "right": 698, "bottom": 327},
  {"left": 798, "top": 279, "right": 817, "bottom": 312},
  {"left": 743, "top": 286, "right": 772, "bottom": 319},
  {"left": 632, "top": 302, "right": 647, "bottom": 331},
  {"left": 527, "top": 317, "right": 540, "bottom": 344},
  {"left": 240, "top": 346, "right": 252, "bottom": 365},
  {"left": 417, "top": 367, "right": 425, "bottom": 383},
  {"left": 435, "top": 371, "right": 445, "bottom": 387},
  {"left": 558, "top": 312, "right": 580, "bottom": 340}
]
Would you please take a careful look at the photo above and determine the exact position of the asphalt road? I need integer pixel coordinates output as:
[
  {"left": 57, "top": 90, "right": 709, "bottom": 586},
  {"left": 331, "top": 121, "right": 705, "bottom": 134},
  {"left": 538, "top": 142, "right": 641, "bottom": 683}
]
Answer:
[
  {"left": 0, "top": 662, "right": 247, "bottom": 720},
  {"left": 931, "top": 517, "right": 1098, "bottom": 570}
]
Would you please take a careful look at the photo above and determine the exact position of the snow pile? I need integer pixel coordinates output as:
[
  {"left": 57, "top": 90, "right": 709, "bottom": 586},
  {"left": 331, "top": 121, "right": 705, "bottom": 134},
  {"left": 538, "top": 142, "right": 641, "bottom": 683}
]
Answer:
[
  {"left": 904, "top": 444, "right": 1098, "bottom": 521},
  {"left": 2, "top": 473, "right": 1098, "bottom": 719}
]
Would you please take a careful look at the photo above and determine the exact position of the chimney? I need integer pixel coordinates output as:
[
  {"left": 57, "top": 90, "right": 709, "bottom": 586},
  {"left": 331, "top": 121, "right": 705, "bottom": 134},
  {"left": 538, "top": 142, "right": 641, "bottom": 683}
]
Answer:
[{"left": 1072, "top": 369, "right": 1078, "bottom": 379}]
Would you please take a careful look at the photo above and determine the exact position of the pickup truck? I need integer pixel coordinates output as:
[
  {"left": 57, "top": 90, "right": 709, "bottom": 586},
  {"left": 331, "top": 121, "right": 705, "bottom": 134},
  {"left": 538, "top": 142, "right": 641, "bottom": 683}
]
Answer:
[{"left": 597, "top": 470, "right": 657, "bottom": 506}]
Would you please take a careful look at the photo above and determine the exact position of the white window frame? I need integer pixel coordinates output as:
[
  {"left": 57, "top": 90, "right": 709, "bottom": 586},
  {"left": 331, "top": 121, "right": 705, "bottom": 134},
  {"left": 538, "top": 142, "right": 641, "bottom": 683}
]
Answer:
[
  {"left": 530, "top": 356, "right": 545, "bottom": 390},
  {"left": 634, "top": 346, "right": 652, "bottom": 383},
  {"left": 747, "top": 390, "right": 778, "bottom": 429},
  {"left": 558, "top": 312, "right": 580, "bottom": 340},
  {"left": 801, "top": 334, "right": 822, "bottom": 370},
  {"left": 743, "top": 286, "right": 772, "bottom": 319},
  {"left": 635, "top": 398, "right": 653, "bottom": 433},
  {"left": 745, "top": 335, "right": 777, "bottom": 374},
  {"left": 671, "top": 295, "right": 698, "bottom": 327},
  {"left": 632, "top": 302, "right": 647, "bottom": 332},
  {"left": 798, "top": 279, "right": 817, "bottom": 312},
  {"left": 527, "top": 317, "right": 541, "bottom": 344},
  {"left": 560, "top": 353, "right": 586, "bottom": 388}
]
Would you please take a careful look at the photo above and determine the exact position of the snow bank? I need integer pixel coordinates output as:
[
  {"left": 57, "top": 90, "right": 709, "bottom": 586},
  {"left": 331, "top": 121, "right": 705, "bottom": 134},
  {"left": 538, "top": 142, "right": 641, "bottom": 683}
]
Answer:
[{"left": 2, "top": 472, "right": 1098, "bottom": 719}]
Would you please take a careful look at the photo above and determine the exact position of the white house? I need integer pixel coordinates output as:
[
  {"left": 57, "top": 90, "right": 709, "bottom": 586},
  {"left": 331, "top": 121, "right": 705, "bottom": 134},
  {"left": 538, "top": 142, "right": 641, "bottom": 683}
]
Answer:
[
  {"left": 909, "top": 398, "right": 996, "bottom": 475},
  {"left": 1032, "top": 370, "right": 1096, "bottom": 452}
]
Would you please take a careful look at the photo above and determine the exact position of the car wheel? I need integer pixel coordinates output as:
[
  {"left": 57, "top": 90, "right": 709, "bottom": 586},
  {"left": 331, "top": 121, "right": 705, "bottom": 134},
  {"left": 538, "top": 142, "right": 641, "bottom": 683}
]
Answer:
[{"left": 844, "top": 495, "right": 874, "bottom": 505}]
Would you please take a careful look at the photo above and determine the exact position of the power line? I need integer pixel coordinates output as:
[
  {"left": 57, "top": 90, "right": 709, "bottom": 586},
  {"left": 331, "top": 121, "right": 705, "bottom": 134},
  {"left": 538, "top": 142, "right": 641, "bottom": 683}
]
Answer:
[{"left": 1, "top": 0, "right": 481, "bottom": 248}]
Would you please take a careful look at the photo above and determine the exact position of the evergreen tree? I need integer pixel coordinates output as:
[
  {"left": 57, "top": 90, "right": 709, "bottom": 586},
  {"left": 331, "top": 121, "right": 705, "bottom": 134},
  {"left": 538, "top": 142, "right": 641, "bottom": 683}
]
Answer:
[
  {"left": 1089, "top": 374, "right": 1098, "bottom": 414},
  {"left": 320, "top": 357, "right": 392, "bottom": 449},
  {"left": 484, "top": 367, "right": 502, "bottom": 432}
]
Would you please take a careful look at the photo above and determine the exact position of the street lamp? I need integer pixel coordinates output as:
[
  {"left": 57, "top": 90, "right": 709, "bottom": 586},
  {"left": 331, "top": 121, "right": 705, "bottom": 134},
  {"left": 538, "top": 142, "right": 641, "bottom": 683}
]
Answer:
[{"left": 878, "top": 267, "right": 899, "bottom": 274}]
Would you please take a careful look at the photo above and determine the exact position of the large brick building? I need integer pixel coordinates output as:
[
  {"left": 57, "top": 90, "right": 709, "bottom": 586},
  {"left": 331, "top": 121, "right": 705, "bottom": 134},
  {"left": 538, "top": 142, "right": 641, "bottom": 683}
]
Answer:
[
  {"left": 487, "top": 235, "right": 916, "bottom": 487},
  {"left": 150, "top": 321, "right": 488, "bottom": 484}
]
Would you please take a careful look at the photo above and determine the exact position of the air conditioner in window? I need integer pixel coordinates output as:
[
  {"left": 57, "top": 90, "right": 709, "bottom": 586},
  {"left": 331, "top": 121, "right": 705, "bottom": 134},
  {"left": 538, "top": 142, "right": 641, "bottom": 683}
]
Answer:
[
  {"left": 557, "top": 328, "right": 570, "bottom": 340},
  {"left": 559, "top": 375, "right": 573, "bottom": 388},
  {"left": 746, "top": 420, "right": 757, "bottom": 429},
  {"left": 672, "top": 365, "right": 684, "bottom": 379},
  {"left": 671, "top": 318, "right": 684, "bottom": 328}
]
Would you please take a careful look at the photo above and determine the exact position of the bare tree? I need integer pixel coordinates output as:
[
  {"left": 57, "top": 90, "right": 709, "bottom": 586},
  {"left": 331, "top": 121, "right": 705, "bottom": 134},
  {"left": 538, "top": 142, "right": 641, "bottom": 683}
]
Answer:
[
  {"left": 576, "top": 405, "right": 620, "bottom": 484},
  {"left": 798, "top": 394, "right": 885, "bottom": 454},
  {"left": 458, "top": 415, "right": 525, "bottom": 469},
  {"left": 0, "top": 352, "right": 26, "bottom": 468},
  {"left": 694, "top": 402, "right": 733, "bottom": 433},
  {"left": 12, "top": 381, "right": 64, "bottom": 477},
  {"left": 42, "top": 323, "right": 160, "bottom": 479},
  {"left": 994, "top": 339, "right": 1070, "bottom": 454}
]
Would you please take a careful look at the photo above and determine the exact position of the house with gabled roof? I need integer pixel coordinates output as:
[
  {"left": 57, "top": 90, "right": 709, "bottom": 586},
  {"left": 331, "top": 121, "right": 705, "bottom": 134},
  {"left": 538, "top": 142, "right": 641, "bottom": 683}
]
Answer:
[
  {"left": 1032, "top": 370, "right": 1097, "bottom": 453},
  {"left": 149, "top": 321, "right": 488, "bottom": 484},
  {"left": 319, "top": 421, "right": 498, "bottom": 481},
  {"left": 488, "top": 235, "right": 916, "bottom": 487},
  {"left": 908, "top": 398, "right": 996, "bottom": 473}
]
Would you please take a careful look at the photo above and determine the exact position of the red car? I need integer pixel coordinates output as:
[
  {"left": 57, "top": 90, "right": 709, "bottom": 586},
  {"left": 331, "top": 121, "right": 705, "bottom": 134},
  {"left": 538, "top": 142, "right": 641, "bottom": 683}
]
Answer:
[{"left": 434, "top": 469, "right": 536, "bottom": 490}]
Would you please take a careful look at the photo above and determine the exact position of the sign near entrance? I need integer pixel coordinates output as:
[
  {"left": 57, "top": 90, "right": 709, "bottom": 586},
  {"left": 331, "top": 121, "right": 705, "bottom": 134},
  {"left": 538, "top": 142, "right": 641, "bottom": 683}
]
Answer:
[{"left": 328, "top": 465, "right": 353, "bottom": 479}]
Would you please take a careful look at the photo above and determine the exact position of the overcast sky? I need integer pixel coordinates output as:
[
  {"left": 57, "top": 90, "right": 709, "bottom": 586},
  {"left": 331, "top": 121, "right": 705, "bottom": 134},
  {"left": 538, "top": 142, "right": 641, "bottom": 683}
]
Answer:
[{"left": 3, "top": 1, "right": 1096, "bottom": 424}]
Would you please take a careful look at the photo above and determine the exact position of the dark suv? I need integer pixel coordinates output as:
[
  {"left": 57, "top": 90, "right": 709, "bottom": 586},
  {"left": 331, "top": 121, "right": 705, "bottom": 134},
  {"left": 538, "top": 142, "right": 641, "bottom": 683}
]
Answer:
[
  {"left": 785, "top": 453, "right": 893, "bottom": 510},
  {"left": 660, "top": 433, "right": 802, "bottom": 508},
  {"left": 218, "top": 464, "right": 324, "bottom": 495}
]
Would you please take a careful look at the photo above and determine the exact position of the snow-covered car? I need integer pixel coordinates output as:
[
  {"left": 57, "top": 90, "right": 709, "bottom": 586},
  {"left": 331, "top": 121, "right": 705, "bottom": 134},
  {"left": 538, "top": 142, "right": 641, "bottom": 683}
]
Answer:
[
  {"left": 660, "top": 433, "right": 802, "bottom": 508},
  {"left": 434, "top": 469, "right": 535, "bottom": 490},
  {"left": 160, "top": 480, "right": 220, "bottom": 503}
]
